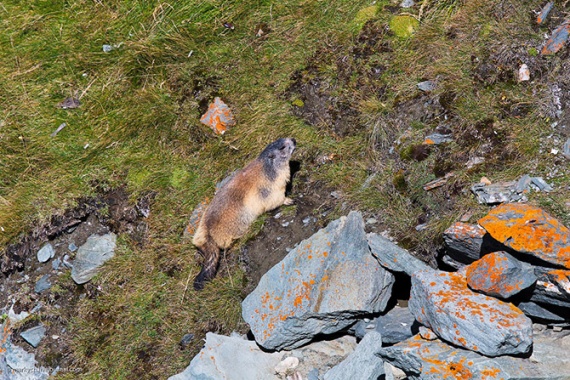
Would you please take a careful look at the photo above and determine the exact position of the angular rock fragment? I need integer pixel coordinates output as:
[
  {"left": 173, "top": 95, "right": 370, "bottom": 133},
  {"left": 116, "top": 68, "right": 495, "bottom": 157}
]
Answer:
[
  {"left": 168, "top": 333, "right": 282, "bottom": 380},
  {"left": 537, "top": 2, "right": 554, "bottom": 25},
  {"left": 471, "top": 181, "right": 525, "bottom": 204},
  {"left": 36, "top": 243, "right": 55, "bottom": 263},
  {"left": 352, "top": 306, "right": 418, "bottom": 344},
  {"left": 324, "top": 331, "right": 384, "bottom": 380},
  {"left": 2, "top": 340, "right": 49, "bottom": 380},
  {"left": 530, "top": 268, "right": 570, "bottom": 309},
  {"left": 516, "top": 301, "right": 567, "bottom": 324},
  {"left": 442, "top": 222, "right": 487, "bottom": 266},
  {"left": 466, "top": 251, "right": 537, "bottom": 298},
  {"left": 71, "top": 233, "right": 117, "bottom": 284},
  {"left": 479, "top": 203, "right": 570, "bottom": 268},
  {"left": 378, "top": 332, "right": 570, "bottom": 380},
  {"left": 34, "top": 274, "right": 52, "bottom": 294},
  {"left": 409, "top": 269, "right": 533, "bottom": 356},
  {"left": 367, "top": 233, "right": 430, "bottom": 276},
  {"left": 423, "top": 133, "right": 452, "bottom": 145},
  {"left": 541, "top": 20, "right": 570, "bottom": 56},
  {"left": 545, "top": 269, "right": 570, "bottom": 296},
  {"left": 199, "top": 97, "right": 236, "bottom": 135},
  {"left": 242, "top": 212, "right": 395, "bottom": 350},
  {"left": 20, "top": 325, "right": 46, "bottom": 348}
]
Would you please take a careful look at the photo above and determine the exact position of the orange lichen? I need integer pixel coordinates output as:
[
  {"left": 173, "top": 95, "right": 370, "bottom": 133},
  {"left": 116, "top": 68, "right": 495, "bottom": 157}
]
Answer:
[
  {"left": 479, "top": 203, "right": 570, "bottom": 268},
  {"left": 0, "top": 319, "right": 10, "bottom": 354}
]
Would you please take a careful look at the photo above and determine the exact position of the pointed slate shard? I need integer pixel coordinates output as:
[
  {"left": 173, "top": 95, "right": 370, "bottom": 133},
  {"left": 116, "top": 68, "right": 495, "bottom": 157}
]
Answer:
[
  {"left": 367, "top": 233, "right": 430, "bottom": 276},
  {"left": 324, "top": 331, "right": 384, "bottom": 380}
]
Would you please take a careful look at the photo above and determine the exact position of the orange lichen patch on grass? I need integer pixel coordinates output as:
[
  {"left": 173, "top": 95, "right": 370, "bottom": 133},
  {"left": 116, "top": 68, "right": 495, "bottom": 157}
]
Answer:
[{"left": 479, "top": 203, "right": 570, "bottom": 268}]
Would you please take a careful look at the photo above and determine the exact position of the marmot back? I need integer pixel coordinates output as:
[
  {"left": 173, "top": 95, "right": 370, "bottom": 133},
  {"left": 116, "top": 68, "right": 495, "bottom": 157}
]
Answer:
[{"left": 192, "top": 137, "right": 296, "bottom": 290}]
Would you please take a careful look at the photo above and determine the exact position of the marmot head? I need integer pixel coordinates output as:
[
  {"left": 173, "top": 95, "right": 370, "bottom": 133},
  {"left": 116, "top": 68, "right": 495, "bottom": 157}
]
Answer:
[{"left": 259, "top": 138, "right": 296, "bottom": 180}]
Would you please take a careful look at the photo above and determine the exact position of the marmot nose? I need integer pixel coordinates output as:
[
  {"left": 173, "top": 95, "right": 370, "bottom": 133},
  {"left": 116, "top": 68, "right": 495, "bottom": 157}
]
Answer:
[{"left": 290, "top": 138, "right": 297, "bottom": 147}]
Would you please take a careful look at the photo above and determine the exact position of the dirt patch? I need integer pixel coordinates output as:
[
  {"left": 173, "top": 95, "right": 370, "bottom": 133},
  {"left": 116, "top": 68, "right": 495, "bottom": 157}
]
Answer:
[
  {"left": 0, "top": 187, "right": 154, "bottom": 372},
  {"left": 286, "top": 21, "right": 391, "bottom": 137},
  {"left": 239, "top": 177, "right": 337, "bottom": 294}
]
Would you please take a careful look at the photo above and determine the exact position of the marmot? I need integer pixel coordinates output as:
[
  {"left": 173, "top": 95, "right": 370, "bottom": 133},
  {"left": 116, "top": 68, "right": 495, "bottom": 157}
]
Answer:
[{"left": 192, "top": 137, "right": 296, "bottom": 290}]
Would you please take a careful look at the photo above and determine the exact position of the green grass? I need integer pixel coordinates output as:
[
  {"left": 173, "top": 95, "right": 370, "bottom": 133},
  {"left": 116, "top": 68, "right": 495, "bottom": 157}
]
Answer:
[{"left": 1, "top": 0, "right": 569, "bottom": 378}]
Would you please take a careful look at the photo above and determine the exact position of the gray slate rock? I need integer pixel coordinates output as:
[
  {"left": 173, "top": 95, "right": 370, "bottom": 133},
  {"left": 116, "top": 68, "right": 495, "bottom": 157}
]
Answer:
[
  {"left": 71, "top": 233, "right": 117, "bottom": 284},
  {"left": 324, "top": 331, "right": 384, "bottom": 380},
  {"left": 378, "top": 331, "right": 570, "bottom": 379},
  {"left": 409, "top": 269, "right": 533, "bottom": 356},
  {"left": 20, "top": 325, "right": 46, "bottom": 348},
  {"left": 37, "top": 243, "right": 55, "bottom": 263},
  {"left": 353, "top": 306, "right": 418, "bottom": 344},
  {"left": 563, "top": 138, "right": 570, "bottom": 159},
  {"left": 530, "top": 268, "right": 570, "bottom": 309},
  {"left": 466, "top": 251, "right": 537, "bottom": 298},
  {"left": 34, "top": 274, "right": 52, "bottom": 294},
  {"left": 442, "top": 222, "right": 486, "bottom": 267},
  {"left": 243, "top": 212, "right": 395, "bottom": 350},
  {"left": 168, "top": 333, "right": 282, "bottom": 380},
  {"left": 517, "top": 301, "right": 567, "bottom": 323},
  {"left": 367, "top": 233, "right": 430, "bottom": 276},
  {"left": 471, "top": 181, "right": 526, "bottom": 204},
  {"left": 417, "top": 80, "right": 436, "bottom": 92},
  {"left": 1, "top": 341, "right": 48, "bottom": 380}
]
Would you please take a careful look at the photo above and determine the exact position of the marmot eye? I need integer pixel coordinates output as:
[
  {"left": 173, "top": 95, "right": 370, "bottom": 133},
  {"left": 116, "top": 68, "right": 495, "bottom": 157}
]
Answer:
[{"left": 279, "top": 146, "right": 286, "bottom": 150}]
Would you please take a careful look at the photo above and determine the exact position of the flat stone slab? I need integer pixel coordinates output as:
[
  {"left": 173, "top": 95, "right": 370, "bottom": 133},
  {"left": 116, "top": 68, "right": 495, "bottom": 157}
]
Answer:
[
  {"left": 168, "top": 333, "right": 282, "bottom": 380},
  {"left": 324, "top": 331, "right": 384, "bottom": 380},
  {"left": 479, "top": 203, "right": 570, "bottom": 269},
  {"left": 242, "top": 212, "right": 395, "bottom": 350},
  {"left": 71, "top": 233, "right": 117, "bottom": 284},
  {"left": 466, "top": 251, "right": 537, "bottom": 298},
  {"left": 353, "top": 306, "right": 418, "bottom": 344},
  {"left": 20, "top": 325, "right": 46, "bottom": 348},
  {"left": 409, "top": 269, "right": 533, "bottom": 357},
  {"left": 378, "top": 331, "right": 570, "bottom": 380},
  {"left": 367, "top": 233, "right": 430, "bottom": 276}
]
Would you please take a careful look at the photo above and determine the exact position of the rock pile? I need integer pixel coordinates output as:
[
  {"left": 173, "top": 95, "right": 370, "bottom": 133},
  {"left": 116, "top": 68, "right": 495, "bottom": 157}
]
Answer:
[{"left": 172, "top": 204, "right": 570, "bottom": 379}]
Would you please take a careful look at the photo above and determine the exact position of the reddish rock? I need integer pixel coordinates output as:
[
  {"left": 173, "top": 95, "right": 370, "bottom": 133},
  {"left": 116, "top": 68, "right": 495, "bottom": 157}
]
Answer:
[
  {"left": 479, "top": 203, "right": 570, "bottom": 269},
  {"left": 200, "top": 97, "right": 236, "bottom": 135},
  {"left": 466, "top": 251, "right": 537, "bottom": 299},
  {"left": 183, "top": 200, "right": 208, "bottom": 238},
  {"left": 409, "top": 269, "right": 533, "bottom": 357}
]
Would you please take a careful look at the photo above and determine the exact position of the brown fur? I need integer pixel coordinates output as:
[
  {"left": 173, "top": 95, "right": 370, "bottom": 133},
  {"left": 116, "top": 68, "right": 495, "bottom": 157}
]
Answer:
[{"left": 192, "top": 138, "right": 296, "bottom": 290}]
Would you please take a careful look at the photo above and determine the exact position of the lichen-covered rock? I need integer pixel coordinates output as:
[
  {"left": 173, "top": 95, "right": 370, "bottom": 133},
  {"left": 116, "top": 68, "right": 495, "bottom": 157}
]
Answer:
[
  {"left": 378, "top": 332, "right": 570, "bottom": 380},
  {"left": 478, "top": 204, "right": 570, "bottom": 268},
  {"left": 168, "top": 333, "right": 282, "bottom": 380},
  {"left": 323, "top": 331, "right": 384, "bottom": 380},
  {"left": 409, "top": 269, "right": 533, "bottom": 357},
  {"left": 442, "top": 222, "right": 486, "bottom": 264},
  {"left": 367, "top": 233, "right": 430, "bottom": 276},
  {"left": 352, "top": 306, "right": 418, "bottom": 344},
  {"left": 530, "top": 268, "right": 570, "bottom": 309},
  {"left": 545, "top": 269, "right": 570, "bottom": 296},
  {"left": 242, "top": 212, "right": 395, "bottom": 350},
  {"left": 466, "top": 251, "right": 537, "bottom": 298}
]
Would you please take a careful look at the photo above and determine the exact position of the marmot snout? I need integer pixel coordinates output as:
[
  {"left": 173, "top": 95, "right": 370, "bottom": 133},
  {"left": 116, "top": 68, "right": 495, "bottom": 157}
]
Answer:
[{"left": 192, "top": 137, "right": 296, "bottom": 290}]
